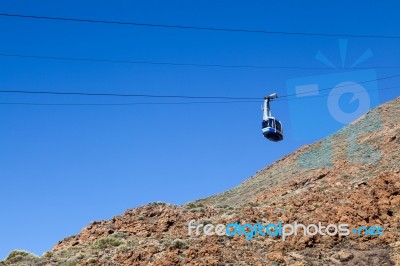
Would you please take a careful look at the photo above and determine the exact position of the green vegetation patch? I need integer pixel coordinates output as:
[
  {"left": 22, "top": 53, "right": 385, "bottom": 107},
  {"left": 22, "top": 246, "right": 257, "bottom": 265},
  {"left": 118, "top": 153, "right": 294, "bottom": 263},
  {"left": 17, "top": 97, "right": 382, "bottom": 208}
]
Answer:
[
  {"left": 92, "top": 236, "right": 123, "bottom": 249},
  {"left": 5, "top": 250, "right": 39, "bottom": 264}
]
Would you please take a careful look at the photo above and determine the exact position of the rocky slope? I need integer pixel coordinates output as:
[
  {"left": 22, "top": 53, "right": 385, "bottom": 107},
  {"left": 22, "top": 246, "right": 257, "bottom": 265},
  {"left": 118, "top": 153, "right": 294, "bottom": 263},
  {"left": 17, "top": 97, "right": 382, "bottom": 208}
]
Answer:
[{"left": 2, "top": 97, "right": 399, "bottom": 266}]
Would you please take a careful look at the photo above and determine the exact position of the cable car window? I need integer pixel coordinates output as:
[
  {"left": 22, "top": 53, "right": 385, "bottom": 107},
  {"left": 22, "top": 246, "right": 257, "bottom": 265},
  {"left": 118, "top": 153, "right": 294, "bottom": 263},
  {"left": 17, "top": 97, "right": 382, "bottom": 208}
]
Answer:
[
  {"left": 262, "top": 121, "right": 268, "bottom": 128},
  {"left": 269, "top": 119, "right": 275, "bottom": 128},
  {"left": 276, "top": 121, "right": 281, "bottom": 132}
]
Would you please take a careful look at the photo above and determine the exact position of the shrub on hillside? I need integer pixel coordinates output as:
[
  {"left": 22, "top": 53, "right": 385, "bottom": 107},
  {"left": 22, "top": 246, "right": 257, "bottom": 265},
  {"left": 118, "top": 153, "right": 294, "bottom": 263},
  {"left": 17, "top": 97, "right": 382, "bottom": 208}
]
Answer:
[
  {"left": 92, "top": 236, "right": 123, "bottom": 249},
  {"left": 5, "top": 250, "right": 39, "bottom": 263}
]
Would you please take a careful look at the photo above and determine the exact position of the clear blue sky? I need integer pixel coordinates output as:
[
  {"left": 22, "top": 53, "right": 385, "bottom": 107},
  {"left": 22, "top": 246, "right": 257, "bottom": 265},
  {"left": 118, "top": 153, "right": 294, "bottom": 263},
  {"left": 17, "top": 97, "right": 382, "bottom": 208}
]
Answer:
[{"left": 0, "top": 0, "right": 399, "bottom": 258}]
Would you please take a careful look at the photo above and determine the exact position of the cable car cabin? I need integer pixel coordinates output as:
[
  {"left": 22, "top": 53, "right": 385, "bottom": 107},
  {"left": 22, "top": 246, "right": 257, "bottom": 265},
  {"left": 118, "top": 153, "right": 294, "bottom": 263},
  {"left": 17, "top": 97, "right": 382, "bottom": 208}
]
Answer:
[{"left": 262, "top": 117, "right": 283, "bottom": 142}]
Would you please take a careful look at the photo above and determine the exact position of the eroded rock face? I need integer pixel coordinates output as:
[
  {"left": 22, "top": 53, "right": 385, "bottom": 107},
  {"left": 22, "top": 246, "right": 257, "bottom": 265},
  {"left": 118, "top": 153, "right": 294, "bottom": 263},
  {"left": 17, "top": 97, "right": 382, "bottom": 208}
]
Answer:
[
  {"left": 2, "top": 97, "right": 400, "bottom": 266},
  {"left": 47, "top": 176, "right": 399, "bottom": 266}
]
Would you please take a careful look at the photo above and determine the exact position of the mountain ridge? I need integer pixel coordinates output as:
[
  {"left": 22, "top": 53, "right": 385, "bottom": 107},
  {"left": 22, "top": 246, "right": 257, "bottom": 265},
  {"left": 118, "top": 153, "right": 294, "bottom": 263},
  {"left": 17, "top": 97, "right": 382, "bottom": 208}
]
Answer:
[{"left": 2, "top": 96, "right": 399, "bottom": 266}]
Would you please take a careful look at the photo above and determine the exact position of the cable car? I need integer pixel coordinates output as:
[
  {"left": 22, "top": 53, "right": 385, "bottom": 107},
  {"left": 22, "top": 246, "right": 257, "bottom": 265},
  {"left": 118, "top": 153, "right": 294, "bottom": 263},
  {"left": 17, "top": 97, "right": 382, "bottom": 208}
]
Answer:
[{"left": 262, "top": 93, "right": 283, "bottom": 142}]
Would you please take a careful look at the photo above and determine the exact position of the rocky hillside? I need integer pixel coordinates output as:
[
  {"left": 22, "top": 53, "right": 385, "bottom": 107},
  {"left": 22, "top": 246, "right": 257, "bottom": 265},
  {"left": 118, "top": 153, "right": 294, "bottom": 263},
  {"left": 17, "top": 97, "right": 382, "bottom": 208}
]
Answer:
[{"left": 2, "top": 97, "right": 399, "bottom": 266}]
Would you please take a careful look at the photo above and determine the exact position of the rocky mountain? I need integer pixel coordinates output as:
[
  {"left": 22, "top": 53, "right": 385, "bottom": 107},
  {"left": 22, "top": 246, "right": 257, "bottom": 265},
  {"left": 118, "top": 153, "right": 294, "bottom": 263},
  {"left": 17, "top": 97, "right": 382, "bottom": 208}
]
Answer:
[{"left": 2, "top": 97, "right": 399, "bottom": 266}]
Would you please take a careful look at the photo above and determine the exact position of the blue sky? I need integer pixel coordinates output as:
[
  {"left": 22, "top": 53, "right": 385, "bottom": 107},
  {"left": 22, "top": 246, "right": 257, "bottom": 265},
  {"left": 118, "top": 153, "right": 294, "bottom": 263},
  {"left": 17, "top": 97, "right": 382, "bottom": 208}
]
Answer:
[{"left": 0, "top": 0, "right": 399, "bottom": 258}]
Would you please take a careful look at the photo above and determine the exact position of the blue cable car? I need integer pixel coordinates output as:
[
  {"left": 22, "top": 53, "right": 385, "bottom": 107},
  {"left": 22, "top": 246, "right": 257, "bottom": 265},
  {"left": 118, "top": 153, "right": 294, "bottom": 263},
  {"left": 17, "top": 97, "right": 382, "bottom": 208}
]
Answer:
[{"left": 262, "top": 93, "right": 283, "bottom": 142}]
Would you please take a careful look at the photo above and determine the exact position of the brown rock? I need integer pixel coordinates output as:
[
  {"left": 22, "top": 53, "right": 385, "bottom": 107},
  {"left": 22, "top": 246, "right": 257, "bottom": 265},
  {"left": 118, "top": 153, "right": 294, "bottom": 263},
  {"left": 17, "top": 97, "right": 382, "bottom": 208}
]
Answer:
[
  {"left": 268, "top": 251, "right": 284, "bottom": 263},
  {"left": 337, "top": 250, "right": 354, "bottom": 261}
]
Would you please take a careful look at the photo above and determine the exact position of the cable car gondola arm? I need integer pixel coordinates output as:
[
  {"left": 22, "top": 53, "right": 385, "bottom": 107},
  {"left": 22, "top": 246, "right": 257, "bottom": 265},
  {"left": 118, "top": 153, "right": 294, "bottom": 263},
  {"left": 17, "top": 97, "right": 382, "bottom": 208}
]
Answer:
[{"left": 263, "top": 93, "right": 278, "bottom": 120}]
